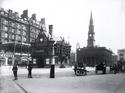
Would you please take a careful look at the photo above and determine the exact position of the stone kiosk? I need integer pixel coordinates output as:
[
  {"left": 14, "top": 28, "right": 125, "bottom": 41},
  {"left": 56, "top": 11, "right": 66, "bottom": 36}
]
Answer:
[{"left": 31, "top": 25, "right": 55, "bottom": 68}]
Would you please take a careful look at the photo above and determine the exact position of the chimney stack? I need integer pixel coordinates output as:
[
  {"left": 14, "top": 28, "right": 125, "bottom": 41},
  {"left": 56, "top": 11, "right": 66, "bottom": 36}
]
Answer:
[{"left": 49, "top": 25, "right": 53, "bottom": 37}]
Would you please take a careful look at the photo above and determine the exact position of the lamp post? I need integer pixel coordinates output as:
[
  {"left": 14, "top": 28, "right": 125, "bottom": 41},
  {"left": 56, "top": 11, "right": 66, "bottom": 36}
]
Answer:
[
  {"left": 75, "top": 43, "right": 80, "bottom": 63},
  {"left": 49, "top": 38, "right": 55, "bottom": 78},
  {"left": 12, "top": 42, "right": 16, "bottom": 65}
]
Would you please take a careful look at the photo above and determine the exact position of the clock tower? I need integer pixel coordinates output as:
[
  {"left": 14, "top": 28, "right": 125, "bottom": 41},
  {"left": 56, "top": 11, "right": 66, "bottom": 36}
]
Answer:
[{"left": 87, "top": 12, "right": 95, "bottom": 48}]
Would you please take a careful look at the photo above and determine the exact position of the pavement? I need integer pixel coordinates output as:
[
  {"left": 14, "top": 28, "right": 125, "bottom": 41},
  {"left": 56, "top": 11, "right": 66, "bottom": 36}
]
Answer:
[
  {"left": 0, "top": 66, "right": 24, "bottom": 93},
  {"left": 16, "top": 73, "right": 125, "bottom": 93},
  {"left": 1, "top": 66, "right": 125, "bottom": 93},
  {"left": 0, "top": 76, "right": 25, "bottom": 93}
]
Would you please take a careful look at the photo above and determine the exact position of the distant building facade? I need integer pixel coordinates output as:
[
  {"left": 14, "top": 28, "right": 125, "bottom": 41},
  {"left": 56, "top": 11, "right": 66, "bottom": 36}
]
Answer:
[
  {"left": 76, "top": 12, "right": 113, "bottom": 67},
  {"left": 69, "top": 52, "right": 75, "bottom": 66},
  {"left": 112, "top": 54, "right": 118, "bottom": 64},
  {"left": 117, "top": 49, "right": 125, "bottom": 61}
]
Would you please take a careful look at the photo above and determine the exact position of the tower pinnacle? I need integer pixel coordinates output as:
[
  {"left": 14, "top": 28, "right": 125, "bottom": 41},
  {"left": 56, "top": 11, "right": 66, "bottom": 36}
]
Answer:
[
  {"left": 90, "top": 11, "right": 93, "bottom": 25},
  {"left": 90, "top": 11, "right": 92, "bottom": 20},
  {"left": 87, "top": 12, "right": 95, "bottom": 48}
]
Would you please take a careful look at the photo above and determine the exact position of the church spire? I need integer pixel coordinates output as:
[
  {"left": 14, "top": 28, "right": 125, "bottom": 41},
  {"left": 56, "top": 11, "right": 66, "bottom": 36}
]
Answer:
[
  {"left": 87, "top": 12, "right": 95, "bottom": 48},
  {"left": 90, "top": 11, "right": 92, "bottom": 20},
  {"left": 90, "top": 11, "right": 93, "bottom": 25}
]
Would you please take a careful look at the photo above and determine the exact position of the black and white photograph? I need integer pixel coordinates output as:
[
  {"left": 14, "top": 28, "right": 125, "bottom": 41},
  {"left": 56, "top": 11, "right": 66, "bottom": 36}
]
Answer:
[{"left": 0, "top": 0, "right": 125, "bottom": 93}]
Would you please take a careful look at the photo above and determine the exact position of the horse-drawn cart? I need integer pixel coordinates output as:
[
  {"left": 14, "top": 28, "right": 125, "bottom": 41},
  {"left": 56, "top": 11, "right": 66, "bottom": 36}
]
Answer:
[
  {"left": 95, "top": 63, "right": 106, "bottom": 74},
  {"left": 74, "top": 64, "right": 87, "bottom": 76}
]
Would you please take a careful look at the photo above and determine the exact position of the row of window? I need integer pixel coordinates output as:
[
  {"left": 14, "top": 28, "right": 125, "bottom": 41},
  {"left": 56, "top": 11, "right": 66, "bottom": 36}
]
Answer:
[
  {"left": 30, "top": 26, "right": 40, "bottom": 34},
  {"left": 30, "top": 32, "right": 39, "bottom": 39},
  {"left": 0, "top": 18, "right": 41, "bottom": 43},
  {"left": 1, "top": 18, "right": 41, "bottom": 31},
  {"left": 0, "top": 10, "right": 41, "bottom": 28},
  {"left": 1, "top": 38, "right": 27, "bottom": 44},
  {"left": 1, "top": 18, "right": 40, "bottom": 33},
  {"left": 1, "top": 32, "right": 27, "bottom": 42},
  {"left": 1, "top": 24, "right": 40, "bottom": 37},
  {"left": 1, "top": 23, "right": 27, "bottom": 31},
  {"left": 1, "top": 18, "right": 27, "bottom": 30},
  {"left": 1, "top": 28, "right": 38, "bottom": 42},
  {"left": 1, "top": 25, "right": 27, "bottom": 35}
]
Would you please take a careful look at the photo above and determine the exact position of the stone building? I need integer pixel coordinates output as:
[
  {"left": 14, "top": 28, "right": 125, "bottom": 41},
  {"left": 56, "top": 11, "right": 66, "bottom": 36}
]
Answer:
[
  {"left": 117, "top": 49, "right": 125, "bottom": 66},
  {"left": 0, "top": 8, "right": 42, "bottom": 65},
  {"left": 31, "top": 25, "right": 71, "bottom": 68},
  {"left": 0, "top": 8, "right": 71, "bottom": 67},
  {"left": 77, "top": 12, "right": 113, "bottom": 67},
  {"left": 117, "top": 49, "right": 125, "bottom": 61}
]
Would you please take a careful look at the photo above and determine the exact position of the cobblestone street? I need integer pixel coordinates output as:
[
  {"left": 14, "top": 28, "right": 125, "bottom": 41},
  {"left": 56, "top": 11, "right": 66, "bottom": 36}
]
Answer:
[{"left": 1, "top": 66, "right": 125, "bottom": 93}]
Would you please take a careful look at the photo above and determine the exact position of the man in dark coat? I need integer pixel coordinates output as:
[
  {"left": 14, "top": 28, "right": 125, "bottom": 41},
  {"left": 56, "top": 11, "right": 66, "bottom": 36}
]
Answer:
[
  {"left": 27, "top": 63, "right": 32, "bottom": 78},
  {"left": 12, "top": 64, "right": 18, "bottom": 80}
]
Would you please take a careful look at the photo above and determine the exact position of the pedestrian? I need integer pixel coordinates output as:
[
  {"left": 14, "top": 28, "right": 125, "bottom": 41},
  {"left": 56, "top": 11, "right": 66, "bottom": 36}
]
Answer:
[
  {"left": 114, "top": 64, "right": 118, "bottom": 74},
  {"left": 12, "top": 64, "right": 18, "bottom": 80},
  {"left": 27, "top": 62, "right": 32, "bottom": 78}
]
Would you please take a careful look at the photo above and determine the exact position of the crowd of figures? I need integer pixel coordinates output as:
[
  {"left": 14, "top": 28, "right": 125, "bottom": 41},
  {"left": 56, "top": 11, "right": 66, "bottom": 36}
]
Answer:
[{"left": 12, "top": 61, "right": 33, "bottom": 80}]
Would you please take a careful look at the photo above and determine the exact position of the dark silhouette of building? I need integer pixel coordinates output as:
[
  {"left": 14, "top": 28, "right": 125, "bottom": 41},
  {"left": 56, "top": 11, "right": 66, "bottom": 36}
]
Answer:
[
  {"left": 31, "top": 25, "right": 71, "bottom": 68},
  {"left": 77, "top": 12, "right": 113, "bottom": 67}
]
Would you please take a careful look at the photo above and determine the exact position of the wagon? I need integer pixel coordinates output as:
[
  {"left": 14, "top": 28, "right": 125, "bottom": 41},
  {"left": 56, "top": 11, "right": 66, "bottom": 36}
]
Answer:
[
  {"left": 74, "top": 64, "right": 87, "bottom": 76},
  {"left": 95, "top": 63, "right": 106, "bottom": 74},
  {"left": 74, "top": 68, "right": 87, "bottom": 76},
  {"left": 110, "top": 64, "right": 119, "bottom": 74}
]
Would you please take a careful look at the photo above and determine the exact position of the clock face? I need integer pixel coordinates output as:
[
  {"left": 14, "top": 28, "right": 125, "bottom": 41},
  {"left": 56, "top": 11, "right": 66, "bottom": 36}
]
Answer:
[
  {"left": 89, "top": 34, "right": 92, "bottom": 37},
  {"left": 40, "top": 38, "right": 43, "bottom": 42}
]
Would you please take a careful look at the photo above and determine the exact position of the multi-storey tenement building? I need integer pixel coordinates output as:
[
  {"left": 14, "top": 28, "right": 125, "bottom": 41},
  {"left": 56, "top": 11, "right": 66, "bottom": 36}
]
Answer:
[
  {"left": 0, "top": 8, "right": 42, "bottom": 44},
  {"left": 0, "top": 8, "right": 71, "bottom": 67},
  {"left": 0, "top": 8, "right": 44, "bottom": 65}
]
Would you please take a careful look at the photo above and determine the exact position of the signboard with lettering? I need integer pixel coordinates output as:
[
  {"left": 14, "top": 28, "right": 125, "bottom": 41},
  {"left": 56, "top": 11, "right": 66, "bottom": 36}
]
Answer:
[{"left": 0, "top": 52, "right": 13, "bottom": 57}]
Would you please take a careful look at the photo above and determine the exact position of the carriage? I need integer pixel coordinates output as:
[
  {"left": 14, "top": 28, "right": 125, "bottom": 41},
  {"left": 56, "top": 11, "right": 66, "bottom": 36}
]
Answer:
[
  {"left": 73, "top": 63, "right": 87, "bottom": 76},
  {"left": 109, "top": 64, "right": 119, "bottom": 74},
  {"left": 109, "top": 61, "right": 124, "bottom": 74},
  {"left": 95, "top": 63, "right": 106, "bottom": 74}
]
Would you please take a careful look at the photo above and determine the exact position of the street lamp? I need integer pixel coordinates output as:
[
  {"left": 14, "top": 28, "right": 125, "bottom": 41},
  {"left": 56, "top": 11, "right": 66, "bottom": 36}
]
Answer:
[
  {"left": 49, "top": 38, "right": 55, "bottom": 78},
  {"left": 75, "top": 42, "right": 80, "bottom": 63},
  {"left": 12, "top": 42, "right": 16, "bottom": 65}
]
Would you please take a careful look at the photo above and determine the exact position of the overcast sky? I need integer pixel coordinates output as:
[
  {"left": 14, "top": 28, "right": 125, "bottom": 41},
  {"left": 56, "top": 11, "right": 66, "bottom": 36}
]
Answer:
[{"left": 1, "top": 0, "right": 125, "bottom": 54}]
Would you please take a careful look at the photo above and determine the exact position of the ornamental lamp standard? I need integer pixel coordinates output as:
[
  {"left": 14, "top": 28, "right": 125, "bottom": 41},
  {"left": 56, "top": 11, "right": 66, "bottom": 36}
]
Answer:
[
  {"left": 49, "top": 25, "right": 55, "bottom": 78},
  {"left": 49, "top": 38, "right": 55, "bottom": 78},
  {"left": 12, "top": 41, "right": 17, "bottom": 66}
]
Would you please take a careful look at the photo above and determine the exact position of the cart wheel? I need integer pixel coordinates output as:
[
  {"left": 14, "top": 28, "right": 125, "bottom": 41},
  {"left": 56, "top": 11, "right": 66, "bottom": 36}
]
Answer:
[
  {"left": 82, "top": 70, "right": 86, "bottom": 76},
  {"left": 75, "top": 70, "right": 80, "bottom": 76}
]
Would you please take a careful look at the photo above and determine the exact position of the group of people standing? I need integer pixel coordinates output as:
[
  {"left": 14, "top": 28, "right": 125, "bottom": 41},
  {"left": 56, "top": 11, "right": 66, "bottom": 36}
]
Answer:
[{"left": 12, "top": 62, "right": 33, "bottom": 80}]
